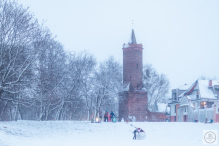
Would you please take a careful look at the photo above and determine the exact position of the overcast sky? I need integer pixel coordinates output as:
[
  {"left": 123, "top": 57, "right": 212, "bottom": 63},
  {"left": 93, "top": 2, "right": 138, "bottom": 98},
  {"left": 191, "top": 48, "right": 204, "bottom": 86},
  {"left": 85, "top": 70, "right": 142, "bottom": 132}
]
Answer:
[{"left": 18, "top": 0, "right": 219, "bottom": 95}]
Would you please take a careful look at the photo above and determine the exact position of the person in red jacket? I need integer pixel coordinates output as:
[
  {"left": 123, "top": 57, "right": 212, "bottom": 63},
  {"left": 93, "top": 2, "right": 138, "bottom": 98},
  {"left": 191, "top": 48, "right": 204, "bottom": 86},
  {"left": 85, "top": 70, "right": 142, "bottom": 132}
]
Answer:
[{"left": 104, "top": 110, "right": 109, "bottom": 122}]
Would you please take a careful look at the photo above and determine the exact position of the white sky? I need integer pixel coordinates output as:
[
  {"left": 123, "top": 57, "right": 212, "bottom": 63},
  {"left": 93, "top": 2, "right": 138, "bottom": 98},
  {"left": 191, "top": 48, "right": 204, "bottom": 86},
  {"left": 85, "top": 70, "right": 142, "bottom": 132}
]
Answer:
[{"left": 18, "top": 0, "right": 219, "bottom": 95}]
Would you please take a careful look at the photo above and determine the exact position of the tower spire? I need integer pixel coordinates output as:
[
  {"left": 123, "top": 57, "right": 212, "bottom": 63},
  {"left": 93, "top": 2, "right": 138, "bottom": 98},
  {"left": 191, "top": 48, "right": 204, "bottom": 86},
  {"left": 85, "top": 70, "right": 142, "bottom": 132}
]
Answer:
[
  {"left": 129, "top": 20, "right": 137, "bottom": 44},
  {"left": 129, "top": 29, "right": 137, "bottom": 44}
]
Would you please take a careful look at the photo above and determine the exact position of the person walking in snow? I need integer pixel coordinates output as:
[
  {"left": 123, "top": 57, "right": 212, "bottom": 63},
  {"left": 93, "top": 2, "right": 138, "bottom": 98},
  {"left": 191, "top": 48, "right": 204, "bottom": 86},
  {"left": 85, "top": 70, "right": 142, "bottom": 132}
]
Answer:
[
  {"left": 133, "top": 128, "right": 145, "bottom": 140},
  {"left": 104, "top": 110, "right": 109, "bottom": 122},
  {"left": 110, "top": 111, "right": 115, "bottom": 122},
  {"left": 133, "top": 128, "right": 138, "bottom": 140},
  {"left": 205, "top": 118, "right": 208, "bottom": 124}
]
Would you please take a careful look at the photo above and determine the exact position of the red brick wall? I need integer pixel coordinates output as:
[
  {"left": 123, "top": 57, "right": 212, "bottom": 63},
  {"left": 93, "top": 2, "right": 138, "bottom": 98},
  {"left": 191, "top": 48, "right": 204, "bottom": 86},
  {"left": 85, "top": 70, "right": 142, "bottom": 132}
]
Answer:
[
  {"left": 119, "top": 90, "right": 147, "bottom": 122},
  {"left": 148, "top": 112, "right": 167, "bottom": 122},
  {"left": 216, "top": 114, "right": 219, "bottom": 123},
  {"left": 123, "top": 44, "right": 143, "bottom": 90},
  {"left": 213, "top": 105, "right": 219, "bottom": 123},
  {"left": 119, "top": 90, "right": 169, "bottom": 122},
  {"left": 171, "top": 116, "right": 176, "bottom": 122},
  {"left": 128, "top": 91, "right": 148, "bottom": 121},
  {"left": 176, "top": 104, "right": 179, "bottom": 122},
  {"left": 119, "top": 92, "right": 130, "bottom": 122}
]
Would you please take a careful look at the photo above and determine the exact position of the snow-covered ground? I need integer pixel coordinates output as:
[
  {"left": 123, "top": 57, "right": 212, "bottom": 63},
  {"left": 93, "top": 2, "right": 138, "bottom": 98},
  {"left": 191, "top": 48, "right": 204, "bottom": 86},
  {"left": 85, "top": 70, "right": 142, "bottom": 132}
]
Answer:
[{"left": 0, "top": 121, "right": 218, "bottom": 146}]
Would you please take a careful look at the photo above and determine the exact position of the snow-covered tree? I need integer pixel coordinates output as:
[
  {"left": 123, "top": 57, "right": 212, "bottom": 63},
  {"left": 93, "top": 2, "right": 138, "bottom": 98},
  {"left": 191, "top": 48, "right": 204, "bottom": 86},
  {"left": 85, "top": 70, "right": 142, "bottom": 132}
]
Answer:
[
  {"left": 0, "top": 0, "right": 124, "bottom": 121},
  {"left": 143, "top": 64, "right": 169, "bottom": 110},
  {"left": 0, "top": 0, "right": 53, "bottom": 121},
  {"left": 92, "top": 56, "right": 123, "bottom": 120}
]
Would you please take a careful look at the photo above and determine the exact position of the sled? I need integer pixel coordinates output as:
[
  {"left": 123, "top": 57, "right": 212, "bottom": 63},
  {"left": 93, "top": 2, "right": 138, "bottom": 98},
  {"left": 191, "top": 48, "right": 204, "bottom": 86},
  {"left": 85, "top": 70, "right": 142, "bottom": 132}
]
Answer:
[{"left": 136, "top": 132, "right": 146, "bottom": 140}]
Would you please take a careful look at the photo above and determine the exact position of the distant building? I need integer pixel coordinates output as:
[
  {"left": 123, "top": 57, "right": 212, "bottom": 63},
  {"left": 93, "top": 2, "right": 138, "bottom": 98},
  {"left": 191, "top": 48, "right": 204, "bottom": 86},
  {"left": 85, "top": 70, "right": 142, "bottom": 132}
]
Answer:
[
  {"left": 119, "top": 29, "right": 148, "bottom": 122},
  {"left": 169, "top": 80, "right": 219, "bottom": 122},
  {"left": 119, "top": 29, "right": 168, "bottom": 122}
]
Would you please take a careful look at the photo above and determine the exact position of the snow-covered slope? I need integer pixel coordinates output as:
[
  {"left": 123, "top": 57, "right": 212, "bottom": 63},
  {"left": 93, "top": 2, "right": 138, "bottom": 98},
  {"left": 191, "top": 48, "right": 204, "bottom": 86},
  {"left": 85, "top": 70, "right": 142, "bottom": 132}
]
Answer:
[{"left": 0, "top": 121, "right": 218, "bottom": 146}]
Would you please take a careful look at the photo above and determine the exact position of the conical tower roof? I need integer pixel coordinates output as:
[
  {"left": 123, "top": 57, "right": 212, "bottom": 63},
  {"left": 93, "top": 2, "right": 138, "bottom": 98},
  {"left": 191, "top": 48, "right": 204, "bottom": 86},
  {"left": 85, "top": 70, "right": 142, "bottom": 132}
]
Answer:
[{"left": 129, "top": 29, "right": 137, "bottom": 44}]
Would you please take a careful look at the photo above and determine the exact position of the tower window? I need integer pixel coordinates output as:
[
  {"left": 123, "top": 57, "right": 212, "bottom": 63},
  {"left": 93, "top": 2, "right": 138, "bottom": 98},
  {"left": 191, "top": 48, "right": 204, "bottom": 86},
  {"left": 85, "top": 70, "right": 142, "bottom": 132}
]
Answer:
[
  {"left": 137, "top": 64, "right": 138, "bottom": 68},
  {"left": 130, "top": 75, "right": 131, "bottom": 78}
]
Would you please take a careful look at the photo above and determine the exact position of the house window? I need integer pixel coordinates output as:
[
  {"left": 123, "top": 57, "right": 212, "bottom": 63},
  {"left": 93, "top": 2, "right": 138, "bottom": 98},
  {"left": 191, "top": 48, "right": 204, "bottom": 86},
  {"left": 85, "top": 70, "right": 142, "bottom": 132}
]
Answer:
[
  {"left": 175, "top": 105, "right": 176, "bottom": 113},
  {"left": 200, "top": 102, "right": 206, "bottom": 109},
  {"left": 184, "top": 115, "right": 186, "bottom": 122},
  {"left": 174, "top": 116, "right": 176, "bottom": 122},
  {"left": 137, "top": 64, "right": 138, "bottom": 68},
  {"left": 184, "top": 108, "right": 186, "bottom": 112},
  {"left": 196, "top": 91, "right": 199, "bottom": 99},
  {"left": 173, "top": 93, "right": 177, "bottom": 101},
  {"left": 207, "top": 102, "right": 213, "bottom": 108}
]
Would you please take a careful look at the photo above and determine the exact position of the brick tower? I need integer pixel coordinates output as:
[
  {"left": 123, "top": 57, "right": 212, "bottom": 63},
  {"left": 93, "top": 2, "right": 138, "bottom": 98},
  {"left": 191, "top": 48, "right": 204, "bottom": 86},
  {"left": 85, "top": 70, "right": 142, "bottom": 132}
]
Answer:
[{"left": 119, "top": 29, "right": 148, "bottom": 122}]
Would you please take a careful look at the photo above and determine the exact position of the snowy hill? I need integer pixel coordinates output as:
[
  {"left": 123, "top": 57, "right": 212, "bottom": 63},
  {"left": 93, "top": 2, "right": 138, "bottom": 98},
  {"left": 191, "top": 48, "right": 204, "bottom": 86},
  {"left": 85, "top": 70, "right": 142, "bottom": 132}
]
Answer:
[{"left": 0, "top": 121, "right": 218, "bottom": 146}]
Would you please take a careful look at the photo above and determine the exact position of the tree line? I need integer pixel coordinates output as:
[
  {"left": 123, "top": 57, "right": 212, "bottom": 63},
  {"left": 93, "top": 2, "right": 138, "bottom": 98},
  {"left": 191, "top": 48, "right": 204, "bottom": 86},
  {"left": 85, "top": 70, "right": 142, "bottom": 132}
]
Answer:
[
  {"left": 0, "top": 0, "right": 124, "bottom": 121},
  {"left": 0, "top": 0, "right": 169, "bottom": 121}
]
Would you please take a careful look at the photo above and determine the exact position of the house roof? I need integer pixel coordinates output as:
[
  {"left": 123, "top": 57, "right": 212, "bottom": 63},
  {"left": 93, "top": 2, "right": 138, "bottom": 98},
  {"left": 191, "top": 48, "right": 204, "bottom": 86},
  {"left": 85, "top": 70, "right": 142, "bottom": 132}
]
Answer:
[
  {"left": 179, "top": 80, "right": 219, "bottom": 100},
  {"left": 179, "top": 96, "right": 195, "bottom": 108},
  {"left": 178, "top": 84, "right": 192, "bottom": 90},
  {"left": 212, "top": 80, "right": 219, "bottom": 86},
  {"left": 123, "top": 83, "right": 130, "bottom": 91},
  {"left": 198, "top": 80, "right": 218, "bottom": 99}
]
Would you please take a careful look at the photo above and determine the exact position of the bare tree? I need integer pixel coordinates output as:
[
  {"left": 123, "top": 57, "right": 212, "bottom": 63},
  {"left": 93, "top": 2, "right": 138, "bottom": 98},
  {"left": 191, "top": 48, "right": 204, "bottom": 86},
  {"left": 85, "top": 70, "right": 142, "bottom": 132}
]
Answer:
[
  {"left": 92, "top": 56, "right": 123, "bottom": 120},
  {"left": 81, "top": 71, "right": 96, "bottom": 121},
  {"left": 33, "top": 39, "right": 66, "bottom": 121},
  {"left": 53, "top": 51, "right": 96, "bottom": 121},
  {"left": 0, "top": 0, "right": 51, "bottom": 96},
  {"left": 0, "top": 0, "right": 124, "bottom": 121},
  {"left": 0, "top": 0, "right": 53, "bottom": 120},
  {"left": 143, "top": 64, "right": 169, "bottom": 110}
]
